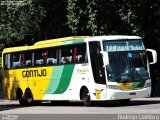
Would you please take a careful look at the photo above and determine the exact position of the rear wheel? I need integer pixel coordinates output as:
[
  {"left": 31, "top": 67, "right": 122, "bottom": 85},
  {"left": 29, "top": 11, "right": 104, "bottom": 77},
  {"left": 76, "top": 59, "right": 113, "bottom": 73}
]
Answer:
[
  {"left": 19, "top": 95, "right": 26, "bottom": 106},
  {"left": 16, "top": 89, "right": 26, "bottom": 106},
  {"left": 82, "top": 89, "right": 92, "bottom": 106},
  {"left": 19, "top": 89, "right": 33, "bottom": 106},
  {"left": 25, "top": 90, "right": 34, "bottom": 106}
]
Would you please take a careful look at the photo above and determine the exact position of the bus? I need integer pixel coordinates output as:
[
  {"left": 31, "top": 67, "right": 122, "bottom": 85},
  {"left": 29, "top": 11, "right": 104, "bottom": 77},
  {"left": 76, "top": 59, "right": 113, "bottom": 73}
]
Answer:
[{"left": 1, "top": 36, "right": 157, "bottom": 106}]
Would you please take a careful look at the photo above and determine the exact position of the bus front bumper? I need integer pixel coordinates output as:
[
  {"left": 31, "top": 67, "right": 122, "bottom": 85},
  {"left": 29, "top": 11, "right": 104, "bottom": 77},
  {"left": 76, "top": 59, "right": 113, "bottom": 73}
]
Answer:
[{"left": 106, "top": 87, "right": 151, "bottom": 100}]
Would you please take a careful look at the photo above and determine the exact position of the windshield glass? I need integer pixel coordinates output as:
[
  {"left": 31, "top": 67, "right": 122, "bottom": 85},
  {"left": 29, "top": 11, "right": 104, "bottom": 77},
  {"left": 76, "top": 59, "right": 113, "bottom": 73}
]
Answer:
[{"left": 106, "top": 52, "right": 149, "bottom": 82}]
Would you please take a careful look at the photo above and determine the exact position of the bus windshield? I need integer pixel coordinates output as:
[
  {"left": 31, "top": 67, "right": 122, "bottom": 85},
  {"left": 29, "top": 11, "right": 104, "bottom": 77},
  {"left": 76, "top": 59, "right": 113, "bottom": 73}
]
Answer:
[
  {"left": 106, "top": 52, "right": 149, "bottom": 82},
  {"left": 103, "top": 40, "right": 149, "bottom": 82}
]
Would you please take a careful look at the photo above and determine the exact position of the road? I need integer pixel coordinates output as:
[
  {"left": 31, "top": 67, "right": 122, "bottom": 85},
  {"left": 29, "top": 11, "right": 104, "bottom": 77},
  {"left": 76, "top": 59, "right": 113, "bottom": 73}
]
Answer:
[
  {"left": 0, "top": 98, "right": 160, "bottom": 120},
  {"left": 0, "top": 98, "right": 160, "bottom": 114}
]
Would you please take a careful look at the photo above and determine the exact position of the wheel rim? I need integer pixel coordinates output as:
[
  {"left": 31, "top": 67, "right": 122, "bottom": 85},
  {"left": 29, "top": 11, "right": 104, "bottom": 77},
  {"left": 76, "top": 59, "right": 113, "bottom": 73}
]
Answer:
[{"left": 27, "top": 97, "right": 33, "bottom": 104}]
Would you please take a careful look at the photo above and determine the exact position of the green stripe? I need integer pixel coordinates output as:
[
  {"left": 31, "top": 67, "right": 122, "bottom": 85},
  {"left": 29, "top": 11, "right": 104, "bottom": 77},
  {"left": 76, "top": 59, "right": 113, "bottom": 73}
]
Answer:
[
  {"left": 54, "top": 64, "right": 75, "bottom": 94},
  {"left": 132, "top": 82, "right": 145, "bottom": 89},
  {"left": 45, "top": 66, "right": 64, "bottom": 94},
  {"left": 61, "top": 39, "right": 84, "bottom": 45}
]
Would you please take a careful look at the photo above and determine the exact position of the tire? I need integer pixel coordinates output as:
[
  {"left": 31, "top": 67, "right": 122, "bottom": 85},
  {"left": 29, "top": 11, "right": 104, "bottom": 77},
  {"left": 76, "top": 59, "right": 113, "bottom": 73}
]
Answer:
[
  {"left": 19, "top": 95, "right": 26, "bottom": 106},
  {"left": 25, "top": 90, "right": 34, "bottom": 106},
  {"left": 82, "top": 89, "right": 92, "bottom": 106},
  {"left": 17, "top": 90, "right": 26, "bottom": 106},
  {"left": 118, "top": 99, "right": 130, "bottom": 105}
]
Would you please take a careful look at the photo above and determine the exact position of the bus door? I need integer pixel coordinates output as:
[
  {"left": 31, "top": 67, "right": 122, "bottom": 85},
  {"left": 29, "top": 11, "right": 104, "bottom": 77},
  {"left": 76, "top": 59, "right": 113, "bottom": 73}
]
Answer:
[{"left": 89, "top": 42, "right": 106, "bottom": 85}]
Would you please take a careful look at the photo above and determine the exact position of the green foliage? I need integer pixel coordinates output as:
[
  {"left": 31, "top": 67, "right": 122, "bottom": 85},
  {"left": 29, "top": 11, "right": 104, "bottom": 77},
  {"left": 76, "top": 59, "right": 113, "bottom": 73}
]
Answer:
[
  {"left": 0, "top": 0, "right": 45, "bottom": 49},
  {"left": 86, "top": 0, "right": 98, "bottom": 35},
  {"left": 67, "top": 0, "right": 79, "bottom": 35}
]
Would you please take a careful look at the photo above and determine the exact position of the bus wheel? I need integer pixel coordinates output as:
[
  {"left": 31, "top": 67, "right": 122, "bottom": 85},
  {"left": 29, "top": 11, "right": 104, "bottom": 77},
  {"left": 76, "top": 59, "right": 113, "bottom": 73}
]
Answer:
[
  {"left": 19, "top": 95, "right": 26, "bottom": 106},
  {"left": 16, "top": 89, "right": 26, "bottom": 106},
  {"left": 118, "top": 99, "right": 130, "bottom": 105},
  {"left": 25, "top": 90, "right": 34, "bottom": 106},
  {"left": 82, "top": 89, "right": 92, "bottom": 106}
]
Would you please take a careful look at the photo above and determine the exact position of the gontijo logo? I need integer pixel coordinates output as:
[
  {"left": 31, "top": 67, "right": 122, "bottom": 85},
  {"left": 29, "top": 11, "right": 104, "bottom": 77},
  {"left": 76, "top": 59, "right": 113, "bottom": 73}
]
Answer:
[{"left": 22, "top": 69, "right": 47, "bottom": 78}]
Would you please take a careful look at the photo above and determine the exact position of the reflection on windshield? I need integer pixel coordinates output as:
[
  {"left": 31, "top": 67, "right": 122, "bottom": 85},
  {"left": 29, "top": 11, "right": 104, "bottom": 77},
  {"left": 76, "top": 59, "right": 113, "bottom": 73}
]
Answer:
[{"left": 107, "top": 52, "right": 149, "bottom": 82}]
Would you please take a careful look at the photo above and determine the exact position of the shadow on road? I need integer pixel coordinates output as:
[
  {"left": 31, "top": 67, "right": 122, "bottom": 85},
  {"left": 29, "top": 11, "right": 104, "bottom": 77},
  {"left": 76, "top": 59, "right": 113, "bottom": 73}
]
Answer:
[
  {"left": 0, "top": 101, "right": 29, "bottom": 112},
  {"left": 1, "top": 99, "right": 160, "bottom": 112}
]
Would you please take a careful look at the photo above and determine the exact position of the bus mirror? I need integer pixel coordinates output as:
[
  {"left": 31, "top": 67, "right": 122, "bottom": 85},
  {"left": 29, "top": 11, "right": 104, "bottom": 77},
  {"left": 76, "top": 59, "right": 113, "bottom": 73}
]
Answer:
[
  {"left": 100, "top": 51, "right": 109, "bottom": 67},
  {"left": 146, "top": 49, "right": 157, "bottom": 65}
]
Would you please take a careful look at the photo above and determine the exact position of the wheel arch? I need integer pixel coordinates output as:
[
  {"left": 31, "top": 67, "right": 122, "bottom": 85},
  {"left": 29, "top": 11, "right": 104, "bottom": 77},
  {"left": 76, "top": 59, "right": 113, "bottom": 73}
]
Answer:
[
  {"left": 24, "top": 87, "right": 34, "bottom": 99},
  {"left": 80, "top": 86, "right": 89, "bottom": 100}
]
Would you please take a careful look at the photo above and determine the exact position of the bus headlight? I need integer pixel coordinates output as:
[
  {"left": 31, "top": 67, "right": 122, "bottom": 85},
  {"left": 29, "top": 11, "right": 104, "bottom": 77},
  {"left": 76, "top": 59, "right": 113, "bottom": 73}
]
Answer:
[
  {"left": 107, "top": 85, "right": 120, "bottom": 90},
  {"left": 144, "top": 82, "right": 151, "bottom": 88}
]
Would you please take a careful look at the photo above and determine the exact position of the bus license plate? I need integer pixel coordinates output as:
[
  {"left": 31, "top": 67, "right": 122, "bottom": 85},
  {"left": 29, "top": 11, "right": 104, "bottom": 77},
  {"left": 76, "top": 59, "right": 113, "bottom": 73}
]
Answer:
[{"left": 129, "top": 92, "right": 136, "bottom": 95}]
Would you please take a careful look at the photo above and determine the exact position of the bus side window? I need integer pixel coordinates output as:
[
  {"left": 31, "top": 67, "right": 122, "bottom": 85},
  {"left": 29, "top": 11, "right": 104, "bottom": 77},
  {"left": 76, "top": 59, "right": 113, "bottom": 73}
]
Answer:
[
  {"left": 4, "top": 54, "right": 11, "bottom": 70},
  {"left": 24, "top": 52, "right": 32, "bottom": 67},
  {"left": 60, "top": 46, "right": 73, "bottom": 64},
  {"left": 76, "top": 44, "right": 87, "bottom": 63},
  {"left": 47, "top": 48, "right": 58, "bottom": 65},
  {"left": 34, "top": 50, "right": 44, "bottom": 66},
  {"left": 12, "top": 53, "right": 21, "bottom": 68}
]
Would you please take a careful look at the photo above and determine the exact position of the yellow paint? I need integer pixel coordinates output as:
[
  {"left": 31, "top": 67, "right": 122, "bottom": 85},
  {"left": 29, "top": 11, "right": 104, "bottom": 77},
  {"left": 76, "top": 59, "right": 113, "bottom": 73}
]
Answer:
[
  {"left": 118, "top": 83, "right": 133, "bottom": 90},
  {"left": 24, "top": 66, "right": 53, "bottom": 100},
  {"left": 34, "top": 36, "right": 89, "bottom": 45},
  {"left": 3, "top": 69, "right": 28, "bottom": 100},
  {"left": 94, "top": 89, "right": 103, "bottom": 99},
  {"left": 2, "top": 66, "right": 53, "bottom": 100}
]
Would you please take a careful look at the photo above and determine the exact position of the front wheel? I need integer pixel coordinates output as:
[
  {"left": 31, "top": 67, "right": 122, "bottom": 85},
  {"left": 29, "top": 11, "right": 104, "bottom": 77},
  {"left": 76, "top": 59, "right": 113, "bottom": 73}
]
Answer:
[{"left": 82, "top": 89, "right": 92, "bottom": 106}]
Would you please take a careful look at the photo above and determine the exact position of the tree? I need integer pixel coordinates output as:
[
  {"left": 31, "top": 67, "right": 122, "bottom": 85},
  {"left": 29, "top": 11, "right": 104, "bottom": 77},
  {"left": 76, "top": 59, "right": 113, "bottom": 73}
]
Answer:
[
  {"left": 40, "top": 0, "right": 71, "bottom": 40},
  {"left": 0, "top": 0, "right": 46, "bottom": 51}
]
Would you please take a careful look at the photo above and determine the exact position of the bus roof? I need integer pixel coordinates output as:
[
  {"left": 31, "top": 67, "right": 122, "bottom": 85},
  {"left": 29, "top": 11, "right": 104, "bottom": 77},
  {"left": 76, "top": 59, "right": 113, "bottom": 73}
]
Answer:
[
  {"left": 2, "top": 35, "right": 142, "bottom": 53},
  {"left": 34, "top": 36, "right": 89, "bottom": 45},
  {"left": 2, "top": 36, "right": 89, "bottom": 53},
  {"left": 2, "top": 46, "right": 29, "bottom": 54},
  {"left": 86, "top": 35, "right": 142, "bottom": 41}
]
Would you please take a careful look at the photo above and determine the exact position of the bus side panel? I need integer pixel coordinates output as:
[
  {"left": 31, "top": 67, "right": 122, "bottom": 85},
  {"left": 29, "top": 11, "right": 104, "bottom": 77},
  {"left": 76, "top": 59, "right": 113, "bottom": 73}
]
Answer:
[
  {"left": 64, "top": 63, "right": 92, "bottom": 100},
  {"left": 2, "top": 69, "right": 28, "bottom": 100},
  {"left": 43, "top": 65, "right": 75, "bottom": 100},
  {"left": 26, "top": 66, "right": 53, "bottom": 100}
]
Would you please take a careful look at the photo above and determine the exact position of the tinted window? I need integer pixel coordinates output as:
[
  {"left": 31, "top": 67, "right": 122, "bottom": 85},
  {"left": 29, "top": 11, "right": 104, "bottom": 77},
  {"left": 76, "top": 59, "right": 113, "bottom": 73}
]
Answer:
[
  {"left": 46, "top": 48, "right": 58, "bottom": 65},
  {"left": 34, "top": 50, "right": 45, "bottom": 66},
  {"left": 11, "top": 53, "right": 21, "bottom": 68}
]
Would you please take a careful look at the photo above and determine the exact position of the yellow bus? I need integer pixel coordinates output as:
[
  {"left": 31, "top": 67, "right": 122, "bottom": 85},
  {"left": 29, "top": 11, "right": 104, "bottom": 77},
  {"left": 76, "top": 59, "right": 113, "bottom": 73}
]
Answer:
[{"left": 1, "top": 36, "right": 157, "bottom": 106}]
